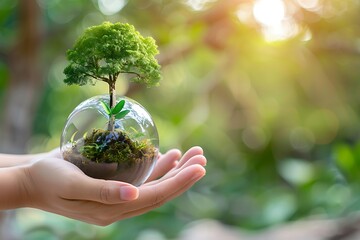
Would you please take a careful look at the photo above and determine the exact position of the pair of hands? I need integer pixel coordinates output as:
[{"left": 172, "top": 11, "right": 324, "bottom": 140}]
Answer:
[{"left": 20, "top": 147, "right": 206, "bottom": 226}]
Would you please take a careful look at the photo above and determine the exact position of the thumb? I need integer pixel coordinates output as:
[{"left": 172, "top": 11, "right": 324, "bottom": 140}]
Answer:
[{"left": 64, "top": 175, "right": 139, "bottom": 204}]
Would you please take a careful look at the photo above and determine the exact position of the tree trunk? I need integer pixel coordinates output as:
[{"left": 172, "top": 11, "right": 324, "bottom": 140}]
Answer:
[
  {"left": 108, "top": 81, "right": 116, "bottom": 131},
  {"left": 0, "top": 0, "right": 43, "bottom": 154},
  {"left": 0, "top": 0, "right": 43, "bottom": 239}
]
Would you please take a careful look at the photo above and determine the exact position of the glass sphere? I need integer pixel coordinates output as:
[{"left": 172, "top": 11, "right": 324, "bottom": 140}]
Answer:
[{"left": 60, "top": 95, "right": 159, "bottom": 186}]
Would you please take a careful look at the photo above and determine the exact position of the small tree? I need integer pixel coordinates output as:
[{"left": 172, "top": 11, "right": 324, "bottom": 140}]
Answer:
[{"left": 63, "top": 22, "right": 161, "bottom": 131}]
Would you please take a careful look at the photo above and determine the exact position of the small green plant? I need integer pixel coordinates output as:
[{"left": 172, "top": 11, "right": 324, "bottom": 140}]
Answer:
[
  {"left": 128, "top": 127, "right": 145, "bottom": 139},
  {"left": 69, "top": 131, "right": 78, "bottom": 146},
  {"left": 100, "top": 99, "right": 130, "bottom": 121},
  {"left": 69, "top": 131, "right": 88, "bottom": 147}
]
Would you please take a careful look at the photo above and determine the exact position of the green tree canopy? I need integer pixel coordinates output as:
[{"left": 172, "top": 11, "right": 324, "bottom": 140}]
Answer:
[{"left": 63, "top": 21, "right": 161, "bottom": 88}]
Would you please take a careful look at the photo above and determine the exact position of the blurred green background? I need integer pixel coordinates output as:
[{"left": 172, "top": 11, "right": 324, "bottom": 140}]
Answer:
[{"left": 1, "top": 0, "right": 360, "bottom": 239}]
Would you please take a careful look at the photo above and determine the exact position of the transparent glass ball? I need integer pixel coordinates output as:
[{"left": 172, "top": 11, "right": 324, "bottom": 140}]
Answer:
[{"left": 60, "top": 95, "right": 159, "bottom": 186}]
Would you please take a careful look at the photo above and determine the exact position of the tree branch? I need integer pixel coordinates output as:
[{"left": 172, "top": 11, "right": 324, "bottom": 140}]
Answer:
[
  {"left": 84, "top": 72, "right": 109, "bottom": 82},
  {"left": 120, "top": 71, "right": 142, "bottom": 78}
]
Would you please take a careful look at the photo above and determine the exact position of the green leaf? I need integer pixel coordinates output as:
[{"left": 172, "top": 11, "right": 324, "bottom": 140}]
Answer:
[
  {"left": 100, "top": 100, "right": 111, "bottom": 115},
  {"left": 111, "top": 100, "right": 125, "bottom": 115},
  {"left": 115, "top": 110, "right": 130, "bottom": 119},
  {"left": 70, "top": 131, "right": 78, "bottom": 143}
]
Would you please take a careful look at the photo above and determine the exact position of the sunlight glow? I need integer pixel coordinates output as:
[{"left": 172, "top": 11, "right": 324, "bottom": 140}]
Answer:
[
  {"left": 302, "top": 29, "right": 313, "bottom": 41},
  {"left": 236, "top": 3, "right": 254, "bottom": 25},
  {"left": 98, "top": 0, "right": 127, "bottom": 15},
  {"left": 296, "top": 0, "right": 319, "bottom": 10},
  {"left": 253, "top": 0, "right": 285, "bottom": 27},
  {"left": 261, "top": 19, "right": 300, "bottom": 42},
  {"left": 185, "top": 0, "right": 215, "bottom": 11},
  {"left": 252, "top": 0, "right": 300, "bottom": 42}
]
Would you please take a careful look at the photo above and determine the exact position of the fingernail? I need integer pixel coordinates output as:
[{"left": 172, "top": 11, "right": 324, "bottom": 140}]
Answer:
[{"left": 120, "top": 186, "right": 138, "bottom": 201}]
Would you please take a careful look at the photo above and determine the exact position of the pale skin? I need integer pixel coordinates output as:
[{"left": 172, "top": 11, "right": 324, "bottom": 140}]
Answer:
[{"left": 0, "top": 146, "right": 206, "bottom": 226}]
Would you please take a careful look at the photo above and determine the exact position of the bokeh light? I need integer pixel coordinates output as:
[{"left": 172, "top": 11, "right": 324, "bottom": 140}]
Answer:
[
  {"left": 296, "top": 0, "right": 320, "bottom": 10},
  {"left": 185, "top": 0, "right": 215, "bottom": 11},
  {"left": 97, "top": 0, "right": 128, "bottom": 15},
  {"left": 253, "top": 0, "right": 286, "bottom": 27},
  {"left": 252, "top": 0, "right": 300, "bottom": 41}
]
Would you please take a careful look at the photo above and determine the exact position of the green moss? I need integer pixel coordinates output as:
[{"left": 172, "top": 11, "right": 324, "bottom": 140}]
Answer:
[{"left": 73, "top": 128, "right": 156, "bottom": 166}]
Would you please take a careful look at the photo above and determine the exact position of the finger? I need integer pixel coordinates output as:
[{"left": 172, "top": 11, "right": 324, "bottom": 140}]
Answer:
[
  {"left": 121, "top": 164, "right": 206, "bottom": 219},
  {"left": 176, "top": 146, "right": 203, "bottom": 169},
  {"left": 146, "top": 149, "right": 181, "bottom": 182},
  {"left": 125, "top": 164, "right": 205, "bottom": 211},
  {"left": 146, "top": 155, "right": 206, "bottom": 186},
  {"left": 62, "top": 175, "right": 139, "bottom": 204}
]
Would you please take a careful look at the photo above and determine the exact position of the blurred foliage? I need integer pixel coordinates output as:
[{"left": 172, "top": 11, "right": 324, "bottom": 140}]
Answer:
[{"left": 2, "top": 0, "right": 360, "bottom": 239}]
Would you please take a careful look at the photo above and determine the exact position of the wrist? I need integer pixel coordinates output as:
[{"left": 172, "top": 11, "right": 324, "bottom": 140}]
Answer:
[
  {"left": 0, "top": 165, "right": 31, "bottom": 210},
  {"left": 0, "top": 149, "right": 59, "bottom": 168}
]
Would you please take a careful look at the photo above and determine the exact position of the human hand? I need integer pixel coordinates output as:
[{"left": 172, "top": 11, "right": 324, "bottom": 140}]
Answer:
[{"left": 20, "top": 147, "right": 206, "bottom": 225}]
